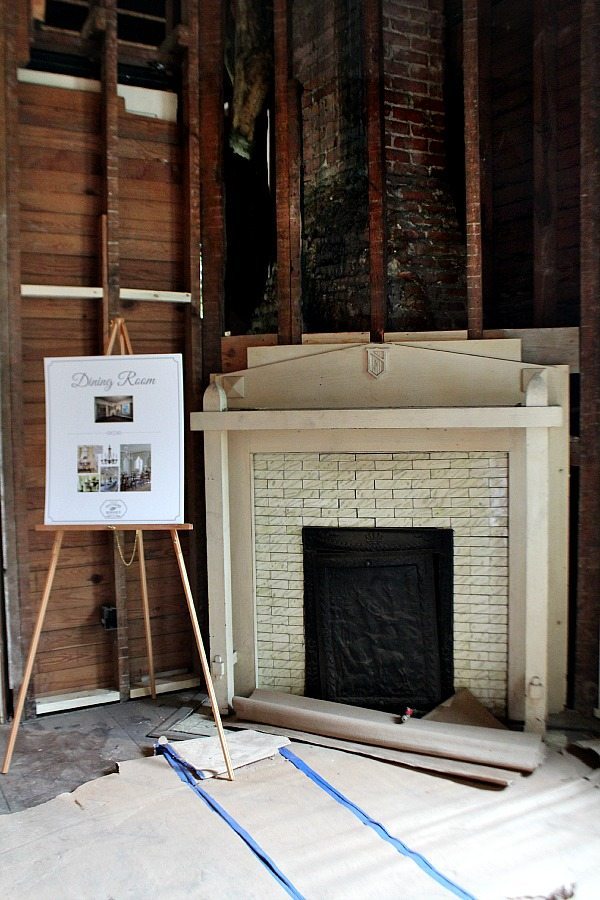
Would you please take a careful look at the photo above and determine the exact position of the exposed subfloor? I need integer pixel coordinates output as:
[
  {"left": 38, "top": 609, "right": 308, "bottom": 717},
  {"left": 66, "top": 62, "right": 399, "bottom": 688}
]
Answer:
[{"left": 0, "top": 689, "right": 205, "bottom": 813}]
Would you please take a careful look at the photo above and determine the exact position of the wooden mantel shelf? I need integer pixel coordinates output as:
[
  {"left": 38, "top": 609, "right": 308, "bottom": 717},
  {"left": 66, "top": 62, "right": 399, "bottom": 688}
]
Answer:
[{"left": 191, "top": 405, "right": 563, "bottom": 432}]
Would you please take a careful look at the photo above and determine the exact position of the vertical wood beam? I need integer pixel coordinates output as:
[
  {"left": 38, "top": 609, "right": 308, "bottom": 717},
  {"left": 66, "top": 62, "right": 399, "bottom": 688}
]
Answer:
[
  {"left": 101, "top": 0, "right": 120, "bottom": 346},
  {"left": 463, "top": 0, "right": 491, "bottom": 338},
  {"left": 180, "top": 4, "right": 206, "bottom": 645},
  {"left": 99, "top": 0, "right": 129, "bottom": 699},
  {"left": 576, "top": 0, "right": 600, "bottom": 713},
  {"left": 274, "top": 0, "right": 302, "bottom": 344},
  {"left": 198, "top": 0, "right": 226, "bottom": 379},
  {"left": 532, "top": 0, "right": 558, "bottom": 326},
  {"left": 363, "top": 0, "right": 387, "bottom": 342},
  {"left": 0, "top": 0, "right": 31, "bottom": 721}
]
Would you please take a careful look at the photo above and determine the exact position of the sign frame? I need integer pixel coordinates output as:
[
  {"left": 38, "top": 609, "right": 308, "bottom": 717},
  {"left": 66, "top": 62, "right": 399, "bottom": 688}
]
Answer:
[{"left": 44, "top": 353, "right": 184, "bottom": 525}]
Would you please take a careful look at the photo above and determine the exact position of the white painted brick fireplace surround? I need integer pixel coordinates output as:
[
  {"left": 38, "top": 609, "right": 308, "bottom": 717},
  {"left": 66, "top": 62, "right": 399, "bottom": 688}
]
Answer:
[
  {"left": 254, "top": 450, "right": 509, "bottom": 712},
  {"left": 191, "top": 339, "right": 569, "bottom": 731}
]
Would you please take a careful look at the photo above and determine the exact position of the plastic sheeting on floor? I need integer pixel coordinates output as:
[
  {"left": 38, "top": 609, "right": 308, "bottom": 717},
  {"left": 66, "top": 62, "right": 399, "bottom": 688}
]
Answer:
[{"left": 0, "top": 736, "right": 599, "bottom": 898}]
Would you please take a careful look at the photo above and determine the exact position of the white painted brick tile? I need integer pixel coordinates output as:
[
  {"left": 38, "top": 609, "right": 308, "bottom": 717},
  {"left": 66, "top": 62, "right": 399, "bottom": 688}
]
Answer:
[
  {"left": 430, "top": 487, "right": 469, "bottom": 499},
  {"left": 338, "top": 459, "right": 376, "bottom": 470},
  {"left": 411, "top": 478, "right": 451, "bottom": 489},
  {"left": 392, "top": 490, "right": 414, "bottom": 509},
  {"left": 355, "top": 488, "right": 389, "bottom": 500},
  {"left": 392, "top": 488, "right": 425, "bottom": 500},
  {"left": 413, "top": 458, "right": 452, "bottom": 469},
  {"left": 319, "top": 471, "right": 342, "bottom": 485},
  {"left": 315, "top": 460, "right": 342, "bottom": 470},
  {"left": 301, "top": 478, "right": 322, "bottom": 490},
  {"left": 391, "top": 470, "right": 415, "bottom": 480},
  {"left": 269, "top": 477, "right": 301, "bottom": 490},
  {"left": 338, "top": 475, "right": 376, "bottom": 489},
  {"left": 315, "top": 489, "right": 355, "bottom": 500},
  {"left": 311, "top": 498, "right": 342, "bottom": 509},
  {"left": 411, "top": 515, "right": 452, "bottom": 527},
  {"left": 448, "top": 461, "right": 480, "bottom": 473},
  {"left": 254, "top": 487, "right": 284, "bottom": 499}
]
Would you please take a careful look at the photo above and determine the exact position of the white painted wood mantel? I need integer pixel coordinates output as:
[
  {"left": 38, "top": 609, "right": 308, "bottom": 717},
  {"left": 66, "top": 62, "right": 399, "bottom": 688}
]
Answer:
[{"left": 191, "top": 340, "right": 569, "bottom": 732}]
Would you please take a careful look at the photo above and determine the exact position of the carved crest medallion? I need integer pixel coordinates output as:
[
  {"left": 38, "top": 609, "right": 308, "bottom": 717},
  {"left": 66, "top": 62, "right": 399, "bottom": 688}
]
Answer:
[{"left": 366, "top": 347, "right": 387, "bottom": 378}]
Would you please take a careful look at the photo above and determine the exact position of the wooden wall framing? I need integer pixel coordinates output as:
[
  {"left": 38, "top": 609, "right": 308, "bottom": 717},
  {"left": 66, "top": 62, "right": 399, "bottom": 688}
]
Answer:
[
  {"left": 273, "top": 0, "right": 302, "bottom": 344},
  {"left": 1, "top": 1, "right": 598, "bottom": 718},
  {"left": 363, "top": 0, "right": 387, "bottom": 342},
  {"left": 575, "top": 0, "right": 600, "bottom": 713},
  {"left": 0, "top": 3, "right": 206, "bottom": 712},
  {"left": 0, "top": 1, "right": 29, "bottom": 722}
]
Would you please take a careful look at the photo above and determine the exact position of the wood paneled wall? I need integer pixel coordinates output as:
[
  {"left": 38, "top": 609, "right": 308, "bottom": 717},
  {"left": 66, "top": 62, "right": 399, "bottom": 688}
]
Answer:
[{"left": 17, "top": 79, "right": 194, "bottom": 700}]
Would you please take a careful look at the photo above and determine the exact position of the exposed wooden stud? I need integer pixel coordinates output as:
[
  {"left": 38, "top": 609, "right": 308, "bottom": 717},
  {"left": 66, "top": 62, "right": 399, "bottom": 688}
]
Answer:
[
  {"left": 100, "top": 1, "right": 120, "bottom": 350},
  {"left": 363, "top": 0, "right": 387, "bottom": 343},
  {"left": 287, "top": 77, "right": 303, "bottom": 343},
  {"left": 532, "top": 0, "right": 558, "bottom": 326},
  {"left": 274, "top": 0, "right": 302, "bottom": 345},
  {"left": 180, "top": 0, "right": 206, "bottom": 650},
  {"left": 100, "top": 0, "right": 129, "bottom": 700},
  {"left": 16, "top": 1, "right": 32, "bottom": 64},
  {"left": 463, "top": 0, "right": 491, "bottom": 339},
  {"left": 198, "top": 0, "right": 226, "bottom": 381},
  {"left": 0, "top": 0, "right": 31, "bottom": 722},
  {"left": 576, "top": 0, "right": 600, "bottom": 714}
]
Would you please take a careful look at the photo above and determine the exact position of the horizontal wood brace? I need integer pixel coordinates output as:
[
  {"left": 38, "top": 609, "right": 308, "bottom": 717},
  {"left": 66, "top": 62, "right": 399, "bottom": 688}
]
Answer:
[{"left": 21, "top": 284, "right": 191, "bottom": 303}]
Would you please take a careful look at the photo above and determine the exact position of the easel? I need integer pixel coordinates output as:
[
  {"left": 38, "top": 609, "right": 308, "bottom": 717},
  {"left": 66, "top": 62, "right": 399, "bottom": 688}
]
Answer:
[{"left": 2, "top": 319, "right": 235, "bottom": 780}]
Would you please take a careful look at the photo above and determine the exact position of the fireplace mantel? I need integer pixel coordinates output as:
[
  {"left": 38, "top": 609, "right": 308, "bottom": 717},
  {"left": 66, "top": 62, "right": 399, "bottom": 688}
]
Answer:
[{"left": 191, "top": 340, "right": 569, "bottom": 732}]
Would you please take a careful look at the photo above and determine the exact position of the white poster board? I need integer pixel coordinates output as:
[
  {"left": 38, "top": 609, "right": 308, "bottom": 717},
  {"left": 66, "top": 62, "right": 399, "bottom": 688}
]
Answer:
[{"left": 44, "top": 354, "right": 184, "bottom": 525}]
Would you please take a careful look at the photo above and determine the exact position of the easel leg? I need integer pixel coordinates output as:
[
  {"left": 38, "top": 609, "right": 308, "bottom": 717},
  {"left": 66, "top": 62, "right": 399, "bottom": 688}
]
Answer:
[
  {"left": 170, "top": 529, "right": 235, "bottom": 782},
  {"left": 137, "top": 531, "right": 156, "bottom": 700},
  {"left": 2, "top": 529, "right": 64, "bottom": 774}
]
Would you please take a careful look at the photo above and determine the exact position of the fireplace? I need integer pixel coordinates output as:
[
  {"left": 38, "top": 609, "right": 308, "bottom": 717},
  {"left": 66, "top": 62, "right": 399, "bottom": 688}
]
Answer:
[
  {"left": 191, "top": 339, "right": 569, "bottom": 732},
  {"left": 303, "top": 527, "right": 454, "bottom": 712},
  {"left": 252, "top": 449, "right": 508, "bottom": 713}
]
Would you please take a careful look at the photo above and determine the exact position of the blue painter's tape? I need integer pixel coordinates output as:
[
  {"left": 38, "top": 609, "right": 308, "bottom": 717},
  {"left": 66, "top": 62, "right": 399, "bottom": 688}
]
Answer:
[
  {"left": 279, "top": 745, "right": 477, "bottom": 900},
  {"left": 156, "top": 741, "right": 305, "bottom": 900}
]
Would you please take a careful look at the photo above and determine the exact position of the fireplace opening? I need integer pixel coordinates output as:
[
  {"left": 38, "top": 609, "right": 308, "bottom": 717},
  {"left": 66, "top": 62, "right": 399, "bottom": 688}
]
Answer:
[{"left": 303, "top": 527, "right": 454, "bottom": 714}]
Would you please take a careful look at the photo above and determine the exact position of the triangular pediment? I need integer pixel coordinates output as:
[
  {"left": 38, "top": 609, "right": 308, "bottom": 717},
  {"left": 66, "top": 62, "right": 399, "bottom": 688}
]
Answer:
[{"left": 211, "top": 342, "right": 562, "bottom": 410}]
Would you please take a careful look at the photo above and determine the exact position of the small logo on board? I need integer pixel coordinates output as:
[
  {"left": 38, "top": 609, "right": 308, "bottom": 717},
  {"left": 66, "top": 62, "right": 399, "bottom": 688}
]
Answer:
[{"left": 100, "top": 500, "right": 127, "bottom": 519}]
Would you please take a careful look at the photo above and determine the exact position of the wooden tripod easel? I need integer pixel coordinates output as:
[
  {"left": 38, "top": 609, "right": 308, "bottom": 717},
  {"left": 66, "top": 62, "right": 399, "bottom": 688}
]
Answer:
[{"left": 2, "top": 319, "right": 235, "bottom": 780}]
